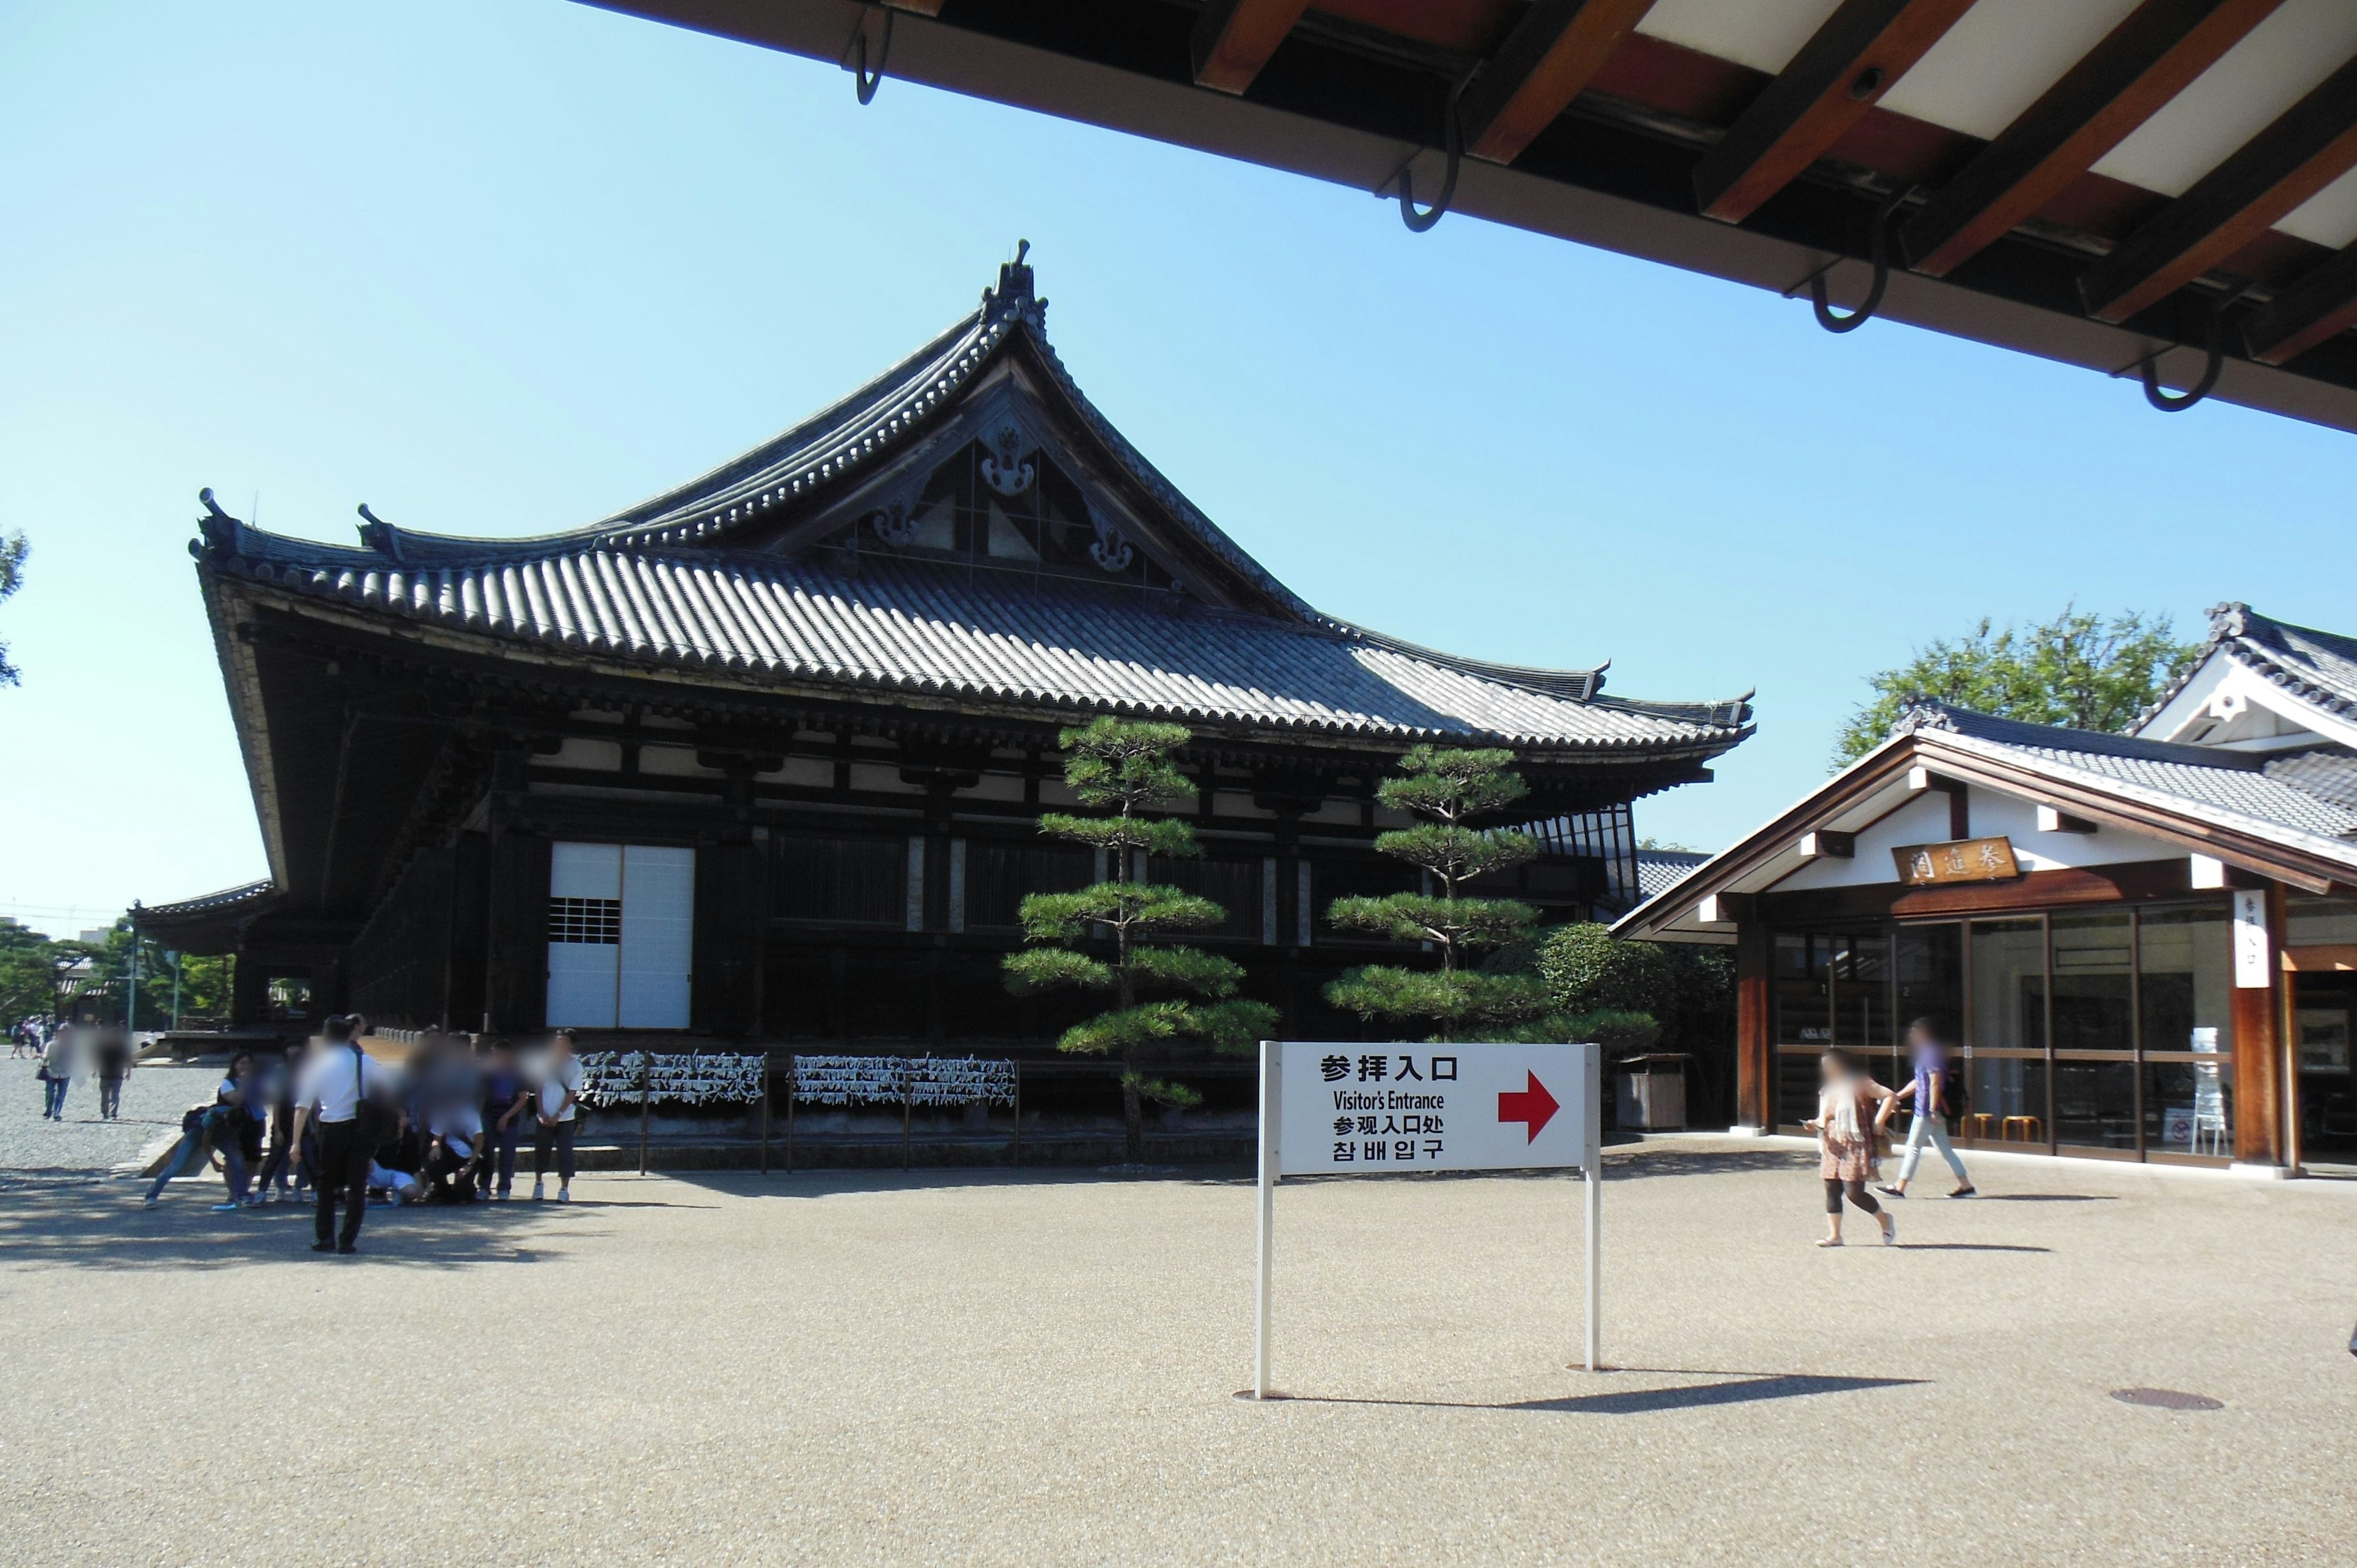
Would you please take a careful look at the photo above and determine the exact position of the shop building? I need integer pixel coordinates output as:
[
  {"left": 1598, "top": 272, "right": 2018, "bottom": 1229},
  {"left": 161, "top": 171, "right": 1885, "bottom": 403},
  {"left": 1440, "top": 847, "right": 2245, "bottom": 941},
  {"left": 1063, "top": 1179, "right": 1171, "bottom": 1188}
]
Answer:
[
  {"left": 145, "top": 255, "right": 1752, "bottom": 1052},
  {"left": 1615, "top": 604, "right": 2357, "bottom": 1175}
]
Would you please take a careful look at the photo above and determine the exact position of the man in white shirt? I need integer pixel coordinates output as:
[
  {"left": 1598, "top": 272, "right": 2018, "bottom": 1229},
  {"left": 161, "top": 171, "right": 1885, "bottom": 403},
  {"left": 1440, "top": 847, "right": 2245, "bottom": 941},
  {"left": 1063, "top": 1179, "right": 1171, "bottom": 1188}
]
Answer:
[
  {"left": 290, "top": 1015, "right": 389, "bottom": 1254},
  {"left": 531, "top": 1028, "right": 582, "bottom": 1203}
]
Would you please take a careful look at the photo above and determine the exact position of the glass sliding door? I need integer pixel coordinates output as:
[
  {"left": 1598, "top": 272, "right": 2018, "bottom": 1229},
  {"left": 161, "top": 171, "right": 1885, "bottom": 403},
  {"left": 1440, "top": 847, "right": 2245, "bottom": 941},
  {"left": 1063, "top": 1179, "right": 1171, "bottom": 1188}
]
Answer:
[
  {"left": 1772, "top": 932, "right": 1832, "bottom": 1130},
  {"left": 1967, "top": 918, "right": 2049, "bottom": 1146},
  {"left": 2053, "top": 911, "right": 2138, "bottom": 1153},
  {"left": 2138, "top": 905, "right": 2235, "bottom": 1160},
  {"left": 1834, "top": 930, "right": 1894, "bottom": 1081},
  {"left": 1894, "top": 923, "right": 1962, "bottom": 1051}
]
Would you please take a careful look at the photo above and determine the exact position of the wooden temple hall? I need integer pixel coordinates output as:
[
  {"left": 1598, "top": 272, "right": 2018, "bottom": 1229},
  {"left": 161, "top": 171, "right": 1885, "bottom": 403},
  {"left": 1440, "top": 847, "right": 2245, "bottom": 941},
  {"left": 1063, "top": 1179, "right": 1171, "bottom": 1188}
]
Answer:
[{"left": 144, "top": 255, "right": 1753, "bottom": 1051}]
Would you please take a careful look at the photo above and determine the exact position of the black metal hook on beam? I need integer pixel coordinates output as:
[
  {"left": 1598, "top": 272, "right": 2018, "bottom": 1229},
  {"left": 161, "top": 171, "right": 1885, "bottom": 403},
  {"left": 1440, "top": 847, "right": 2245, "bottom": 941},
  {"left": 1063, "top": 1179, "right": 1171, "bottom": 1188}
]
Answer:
[
  {"left": 2123, "top": 279, "right": 2254, "bottom": 413},
  {"left": 1383, "top": 77, "right": 1465, "bottom": 233},
  {"left": 1795, "top": 185, "right": 1913, "bottom": 333},
  {"left": 850, "top": 6, "right": 892, "bottom": 106}
]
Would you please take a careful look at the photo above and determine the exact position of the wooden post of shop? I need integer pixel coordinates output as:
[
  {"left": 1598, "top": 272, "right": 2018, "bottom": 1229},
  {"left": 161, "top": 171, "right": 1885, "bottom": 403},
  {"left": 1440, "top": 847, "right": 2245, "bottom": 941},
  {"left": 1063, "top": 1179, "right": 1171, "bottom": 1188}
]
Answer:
[
  {"left": 1733, "top": 911, "right": 1771, "bottom": 1134},
  {"left": 2230, "top": 881, "right": 2288, "bottom": 1169},
  {"left": 637, "top": 1052, "right": 652, "bottom": 1176}
]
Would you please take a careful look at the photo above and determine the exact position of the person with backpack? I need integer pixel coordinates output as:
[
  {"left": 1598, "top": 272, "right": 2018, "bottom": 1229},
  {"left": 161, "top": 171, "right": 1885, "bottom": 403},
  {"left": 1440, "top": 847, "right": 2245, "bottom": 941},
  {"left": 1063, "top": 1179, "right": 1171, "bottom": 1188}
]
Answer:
[
  {"left": 1876, "top": 1016, "right": 1976, "bottom": 1201},
  {"left": 37, "top": 1021, "right": 77, "bottom": 1121},
  {"left": 142, "top": 1051, "right": 254, "bottom": 1210},
  {"left": 290, "top": 1015, "right": 395, "bottom": 1255}
]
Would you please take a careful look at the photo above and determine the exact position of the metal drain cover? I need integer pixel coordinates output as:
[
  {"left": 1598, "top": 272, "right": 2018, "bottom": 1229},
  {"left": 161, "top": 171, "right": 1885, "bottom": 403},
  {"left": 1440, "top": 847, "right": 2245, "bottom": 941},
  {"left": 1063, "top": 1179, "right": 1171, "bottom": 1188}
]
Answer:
[{"left": 2110, "top": 1388, "right": 2223, "bottom": 1411}]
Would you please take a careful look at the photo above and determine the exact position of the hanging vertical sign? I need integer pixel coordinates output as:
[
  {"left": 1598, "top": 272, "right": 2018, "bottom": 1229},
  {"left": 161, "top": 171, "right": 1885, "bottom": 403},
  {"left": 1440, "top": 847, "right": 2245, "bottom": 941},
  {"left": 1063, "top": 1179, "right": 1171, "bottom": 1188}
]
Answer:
[
  {"left": 2231, "top": 889, "right": 2271, "bottom": 989},
  {"left": 1250, "top": 1041, "right": 1603, "bottom": 1401}
]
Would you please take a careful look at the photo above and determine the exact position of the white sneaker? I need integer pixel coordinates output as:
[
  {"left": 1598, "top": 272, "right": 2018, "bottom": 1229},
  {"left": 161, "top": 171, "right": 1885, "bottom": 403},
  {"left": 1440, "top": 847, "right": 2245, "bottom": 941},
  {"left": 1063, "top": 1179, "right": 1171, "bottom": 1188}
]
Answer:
[
  {"left": 557, "top": 1186, "right": 571, "bottom": 1203},
  {"left": 1879, "top": 1214, "right": 1898, "bottom": 1246},
  {"left": 532, "top": 1180, "right": 544, "bottom": 1202}
]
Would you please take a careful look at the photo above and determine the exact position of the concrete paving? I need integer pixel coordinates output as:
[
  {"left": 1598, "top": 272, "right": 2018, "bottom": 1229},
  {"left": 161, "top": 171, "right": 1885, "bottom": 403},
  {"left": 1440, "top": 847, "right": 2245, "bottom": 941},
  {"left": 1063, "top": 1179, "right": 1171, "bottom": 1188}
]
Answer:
[
  {"left": 1, "top": 1059, "right": 221, "bottom": 1189},
  {"left": 2, "top": 1139, "right": 2353, "bottom": 1564}
]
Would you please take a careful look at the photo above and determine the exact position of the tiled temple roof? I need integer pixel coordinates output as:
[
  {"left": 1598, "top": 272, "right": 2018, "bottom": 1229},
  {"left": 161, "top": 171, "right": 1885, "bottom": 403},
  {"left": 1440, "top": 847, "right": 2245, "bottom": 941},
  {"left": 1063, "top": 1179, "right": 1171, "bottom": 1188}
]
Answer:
[
  {"left": 209, "top": 544, "right": 1748, "bottom": 752},
  {"left": 1895, "top": 703, "right": 2357, "bottom": 847}
]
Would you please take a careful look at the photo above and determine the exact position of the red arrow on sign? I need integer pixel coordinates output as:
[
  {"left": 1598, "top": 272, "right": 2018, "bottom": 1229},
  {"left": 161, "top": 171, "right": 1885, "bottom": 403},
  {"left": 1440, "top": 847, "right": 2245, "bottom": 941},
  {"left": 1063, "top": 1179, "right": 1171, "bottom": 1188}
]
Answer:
[{"left": 1497, "top": 1072, "right": 1559, "bottom": 1143}]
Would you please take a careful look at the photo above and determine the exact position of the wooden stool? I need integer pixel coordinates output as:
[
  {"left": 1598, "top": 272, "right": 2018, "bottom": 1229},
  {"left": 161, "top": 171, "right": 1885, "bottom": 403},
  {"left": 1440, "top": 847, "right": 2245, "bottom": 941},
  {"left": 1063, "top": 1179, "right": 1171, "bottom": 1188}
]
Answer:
[
  {"left": 1965, "top": 1113, "right": 1994, "bottom": 1140},
  {"left": 2002, "top": 1114, "right": 2043, "bottom": 1142}
]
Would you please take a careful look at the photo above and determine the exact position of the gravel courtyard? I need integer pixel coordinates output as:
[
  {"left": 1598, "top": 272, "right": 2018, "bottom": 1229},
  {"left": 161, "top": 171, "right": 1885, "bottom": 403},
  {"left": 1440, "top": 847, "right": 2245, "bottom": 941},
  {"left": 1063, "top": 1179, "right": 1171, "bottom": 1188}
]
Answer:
[{"left": 2, "top": 1122, "right": 2353, "bottom": 1566}]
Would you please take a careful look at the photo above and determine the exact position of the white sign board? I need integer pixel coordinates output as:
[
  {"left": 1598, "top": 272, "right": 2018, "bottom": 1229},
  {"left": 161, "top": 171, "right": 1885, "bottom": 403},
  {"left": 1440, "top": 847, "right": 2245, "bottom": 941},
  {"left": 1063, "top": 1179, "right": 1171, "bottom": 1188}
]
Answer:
[
  {"left": 2231, "top": 889, "right": 2270, "bottom": 989},
  {"left": 1252, "top": 1041, "right": 1604, "bottom": 1399},
  {"left": 1271, "top": 1043, "right": 1598, "bottom": 1176}
]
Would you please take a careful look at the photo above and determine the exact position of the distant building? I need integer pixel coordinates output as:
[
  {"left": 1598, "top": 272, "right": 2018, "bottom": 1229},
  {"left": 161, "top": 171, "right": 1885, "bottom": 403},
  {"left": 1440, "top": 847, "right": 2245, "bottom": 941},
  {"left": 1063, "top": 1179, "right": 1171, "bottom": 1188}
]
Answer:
[
  {"left": 1617, "top": 603, "right": 2357, "bottom": 1176},
  {"left": 145, "top": 256, "right": 1751, "bottom": 1052}
]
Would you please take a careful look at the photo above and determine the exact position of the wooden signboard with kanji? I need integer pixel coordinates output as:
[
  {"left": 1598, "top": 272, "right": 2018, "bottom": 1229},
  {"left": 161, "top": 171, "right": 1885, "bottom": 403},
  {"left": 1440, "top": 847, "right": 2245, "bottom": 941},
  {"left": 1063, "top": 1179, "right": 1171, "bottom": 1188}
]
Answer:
[{"left": 1892, "top": 835, "right": 2021, "bottom": 886}]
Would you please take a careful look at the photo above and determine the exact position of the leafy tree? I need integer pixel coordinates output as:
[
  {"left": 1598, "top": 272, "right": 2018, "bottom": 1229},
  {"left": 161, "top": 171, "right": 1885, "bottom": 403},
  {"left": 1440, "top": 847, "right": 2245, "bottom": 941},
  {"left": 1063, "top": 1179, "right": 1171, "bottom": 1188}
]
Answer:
[
  {"left": 1834, "top": 604, "right": 2202, "bottom": 767},
  {"left": 0, "top": 917, "right": 66, "bottom": 1022},
  {"left": 1002, "top": 717, "right": 1279, "bottom": 1164},
  {"left": 0, "top": 531, "right": 25, "bottom": 687},
  {"left": 1323, "top": 746, "right": 1547, "bottom": 1041}
]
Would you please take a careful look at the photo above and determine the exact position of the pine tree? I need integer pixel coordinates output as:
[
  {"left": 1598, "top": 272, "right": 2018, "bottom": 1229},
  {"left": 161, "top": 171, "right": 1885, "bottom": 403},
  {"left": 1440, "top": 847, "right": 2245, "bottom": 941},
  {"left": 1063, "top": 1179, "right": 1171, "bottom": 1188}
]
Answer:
[
  {"left": 1003, "top": 717, "right": 1279, "bottom": 1163},
  {"left": 1324, "top": 745, "right": 1547, "bottom": 1042}
]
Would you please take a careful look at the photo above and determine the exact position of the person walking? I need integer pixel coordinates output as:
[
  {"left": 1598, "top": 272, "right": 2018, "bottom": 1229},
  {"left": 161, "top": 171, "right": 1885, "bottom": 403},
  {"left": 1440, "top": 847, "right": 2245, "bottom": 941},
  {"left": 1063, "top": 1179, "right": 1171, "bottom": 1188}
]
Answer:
[
  {"left": 93, "top": 1027, "right": 132, "bottom": 1121},
  {"left": 143, "top": 1051, "right": 255, "bottom": 1210},
  {"left": 290, "top": 1016, "right": 393, "bottom": 1256},
  {"left": 1802, "top": 1049, "right": 1898, "bottom": 1248},
  {"left": 531, "top": 1028, "right": 582, "bottom": 1203},
  {"left": 38, "top": 1021, "right": 77, "bottom": 1121},
  {"left": 476, "top": 1040, "right": 530, "bottom": 1202},
  {"left": 1877, "top": 1018, "right": 1976, "bottom": 1201}
]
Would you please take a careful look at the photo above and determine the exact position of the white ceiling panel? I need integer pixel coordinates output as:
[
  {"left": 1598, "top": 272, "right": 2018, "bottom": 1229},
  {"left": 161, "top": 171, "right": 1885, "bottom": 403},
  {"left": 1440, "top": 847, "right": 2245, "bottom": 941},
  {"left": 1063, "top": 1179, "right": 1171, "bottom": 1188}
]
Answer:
[
  {"left": 2279, "top": 161, "right": 2357, "bottom": 249},
  {"left": 2092, "top": 0, "right": 2357, "bottom": 198},
  {"left": 1634, "top": 0, "right": 1843, "bottom": 76},
  {"left": 1880, "top": 0, "right": 2145, "bottom": 140}
]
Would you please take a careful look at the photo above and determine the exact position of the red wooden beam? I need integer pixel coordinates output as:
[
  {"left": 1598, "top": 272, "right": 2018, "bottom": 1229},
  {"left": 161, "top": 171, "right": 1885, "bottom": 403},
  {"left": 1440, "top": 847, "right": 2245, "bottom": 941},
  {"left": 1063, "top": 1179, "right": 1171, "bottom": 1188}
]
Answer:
[
  {"left": 1692, "top": 0, "right": 1980, "bottom": 225},
  {"left": 2080, "top": 54, "right": 2357, "bottom": 323},
  {"left": 1461, "top": 0, "right": 1660, "bottom": 166},
  {"left": 1191, "top": 0, "right": 1311, "bottom": 96},
  {"left": 1903, "top": 0, "right": 2283, "bottom": 277},
  {"left": 2243, "top": 241, "right": 2357, "bottom": 363}
]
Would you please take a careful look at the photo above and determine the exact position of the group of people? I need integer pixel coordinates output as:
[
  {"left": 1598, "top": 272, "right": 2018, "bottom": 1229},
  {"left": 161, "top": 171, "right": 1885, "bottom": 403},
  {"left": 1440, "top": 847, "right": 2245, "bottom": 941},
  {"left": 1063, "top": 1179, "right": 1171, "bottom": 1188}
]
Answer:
[
  {"left": 1804, "top": 1016, "right": 1977, "bottom": 1246},
  {"left": 135, "top": 1017, "right": 586, "bottom": 1256},
  {"left": 25, "top": 1018, "right": 136, "bottom": 1121}
]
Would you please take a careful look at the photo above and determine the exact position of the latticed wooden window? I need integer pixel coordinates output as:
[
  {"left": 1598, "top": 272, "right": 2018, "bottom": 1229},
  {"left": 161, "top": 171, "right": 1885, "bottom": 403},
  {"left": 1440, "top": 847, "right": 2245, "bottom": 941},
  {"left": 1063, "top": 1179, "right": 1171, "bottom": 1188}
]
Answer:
[{"left": 548, "top": 896, "right": 622, "bottom": 944}]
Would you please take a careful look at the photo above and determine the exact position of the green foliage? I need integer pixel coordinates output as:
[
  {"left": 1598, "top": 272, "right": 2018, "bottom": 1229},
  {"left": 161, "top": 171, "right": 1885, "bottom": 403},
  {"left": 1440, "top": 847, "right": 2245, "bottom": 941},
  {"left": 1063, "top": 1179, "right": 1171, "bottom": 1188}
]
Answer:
[
  {"left": 1016, "top": 884, "right": 1226, "bottom": 943},
  {"left": 1323, "top": 746, "right": 1548, "bottom": 1041},
  {"left": 1327, "top": 892, "right": 1538, "bottom": 951},
  {"left": 1004, "top": 718, "right": 1278, "bottom": 1159},
  {"left": 0, "top": 530, "right": 24, "bottom": 687},
  {"left": 1325, "top": 967, "right": 1548, "bottom": 1040},
  {"left": 1833, "top": 605, "right": 2203, "bottom": 767},
  {"left": 1536, "top": 923, "right": 1675, "bottom": 1018}
]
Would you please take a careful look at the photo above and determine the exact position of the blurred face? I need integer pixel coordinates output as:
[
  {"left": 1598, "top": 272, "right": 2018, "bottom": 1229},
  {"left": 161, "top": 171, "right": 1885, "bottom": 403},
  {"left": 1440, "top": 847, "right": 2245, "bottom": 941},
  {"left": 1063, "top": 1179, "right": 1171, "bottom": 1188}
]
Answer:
[
  {"left": 1819, "top": 1052, "right": 1846, "bottom": 1086},
  {"left": 228, "top": 1052, "right": 254, "bottom": 1081}
]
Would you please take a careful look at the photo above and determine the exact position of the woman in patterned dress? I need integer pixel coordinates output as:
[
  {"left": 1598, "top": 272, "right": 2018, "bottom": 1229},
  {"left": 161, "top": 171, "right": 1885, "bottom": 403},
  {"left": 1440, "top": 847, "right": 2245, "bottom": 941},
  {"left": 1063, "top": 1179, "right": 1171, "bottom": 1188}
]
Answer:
[{"left": 1801, "top": 1049, "right": 1898, "bottom": 1248}]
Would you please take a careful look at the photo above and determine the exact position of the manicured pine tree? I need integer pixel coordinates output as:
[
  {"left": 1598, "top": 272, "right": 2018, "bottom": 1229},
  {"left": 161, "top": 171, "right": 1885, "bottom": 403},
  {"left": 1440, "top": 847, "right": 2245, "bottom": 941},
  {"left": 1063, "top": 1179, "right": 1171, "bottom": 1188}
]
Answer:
[
  {"left": 1324, "top": 744, "right": 1548, "bottom": 1041},
  {"left": 1003, "top": 717, "right": 1280, "bottom": 1164}
]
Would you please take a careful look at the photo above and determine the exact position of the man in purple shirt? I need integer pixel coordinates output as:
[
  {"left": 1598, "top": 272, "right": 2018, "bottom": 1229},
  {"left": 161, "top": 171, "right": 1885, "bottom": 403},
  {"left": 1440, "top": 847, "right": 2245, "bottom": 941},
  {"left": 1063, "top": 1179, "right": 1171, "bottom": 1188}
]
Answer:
[{"left": 1878, "top": 1017, "right": 1975, "bottom": 1200}]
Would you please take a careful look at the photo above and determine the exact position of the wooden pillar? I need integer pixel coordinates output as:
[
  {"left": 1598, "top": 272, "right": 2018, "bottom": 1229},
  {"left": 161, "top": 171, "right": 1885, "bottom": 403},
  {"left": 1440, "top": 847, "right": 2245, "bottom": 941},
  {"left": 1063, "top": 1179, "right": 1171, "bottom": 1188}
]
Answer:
[
  {"left": 2229, "top": 882, "right": 2288, "bottom": 1168},
  {"left": 1734, "top": 917, "right": 1772, "bottom": 1133}
]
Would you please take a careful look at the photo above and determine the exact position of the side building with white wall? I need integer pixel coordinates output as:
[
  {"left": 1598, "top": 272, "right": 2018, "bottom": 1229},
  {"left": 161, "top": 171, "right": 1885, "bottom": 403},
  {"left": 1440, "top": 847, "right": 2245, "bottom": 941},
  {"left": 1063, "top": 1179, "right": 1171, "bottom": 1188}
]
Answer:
[{"left": 1615, "top": 604, "right": 2357, "bottom": 1176}]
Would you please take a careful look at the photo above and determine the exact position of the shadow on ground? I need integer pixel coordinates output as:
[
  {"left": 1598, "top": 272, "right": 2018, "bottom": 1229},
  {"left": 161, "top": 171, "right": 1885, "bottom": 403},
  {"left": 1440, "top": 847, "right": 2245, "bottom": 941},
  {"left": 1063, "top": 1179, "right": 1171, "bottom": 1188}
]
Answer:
[
  {"left": 0, "top": 1183, "right": 710, "bottom": 1272},
  {"left": 1271, "top": 1372, "right": 1926, "bottom": 1416}
]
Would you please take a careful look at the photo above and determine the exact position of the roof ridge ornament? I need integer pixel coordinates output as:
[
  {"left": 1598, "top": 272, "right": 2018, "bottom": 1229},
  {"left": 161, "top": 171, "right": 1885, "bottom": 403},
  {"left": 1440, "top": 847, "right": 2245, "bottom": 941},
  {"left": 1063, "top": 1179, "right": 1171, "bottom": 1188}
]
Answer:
[
  {"left": 1891, "top": 698, "right": 1960, "bottom": 737},
  {"left": 356, "top": 502, "right": 402, "bottom": 562},
  {"left": 982, "top": 239, "right": 1047, "bottom": 330}
]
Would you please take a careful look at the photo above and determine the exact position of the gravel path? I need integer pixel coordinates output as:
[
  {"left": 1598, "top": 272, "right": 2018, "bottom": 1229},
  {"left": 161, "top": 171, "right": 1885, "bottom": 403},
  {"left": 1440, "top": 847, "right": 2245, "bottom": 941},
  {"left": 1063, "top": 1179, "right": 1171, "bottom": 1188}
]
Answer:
[
  {"left": 2, "top": 1140, "right": 2353, "bottom": 1564},
  {"left": 0, "top": 1059, "right": 222, "bottom": 1189}
]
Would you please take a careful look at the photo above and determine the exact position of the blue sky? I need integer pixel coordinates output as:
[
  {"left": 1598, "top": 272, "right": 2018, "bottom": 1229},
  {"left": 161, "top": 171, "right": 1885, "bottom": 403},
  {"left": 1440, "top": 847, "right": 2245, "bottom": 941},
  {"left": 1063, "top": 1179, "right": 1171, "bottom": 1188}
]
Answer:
[{"left": 2, "top": 0, "right": 2351, "bottom": 937}]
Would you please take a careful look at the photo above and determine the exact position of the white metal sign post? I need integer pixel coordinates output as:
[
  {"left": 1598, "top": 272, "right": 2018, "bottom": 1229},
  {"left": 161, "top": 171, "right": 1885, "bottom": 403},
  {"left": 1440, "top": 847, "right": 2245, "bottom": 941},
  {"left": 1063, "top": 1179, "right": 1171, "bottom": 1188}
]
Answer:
[{"left": 1250, "top": 1041, "right": 1603, "bottom": 1399}]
